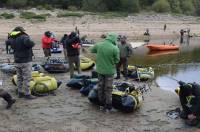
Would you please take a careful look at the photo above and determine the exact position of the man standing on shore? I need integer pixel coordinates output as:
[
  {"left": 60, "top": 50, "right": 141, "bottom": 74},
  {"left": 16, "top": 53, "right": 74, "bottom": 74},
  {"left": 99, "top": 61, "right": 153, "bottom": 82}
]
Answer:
[
  {"left": 8, "top": 26, "right": 36, "bottom": 99},
  {"left": 90, "top": 33, "right": 119, "bottom": 112},
  {"left": 65, "top": 32, "right": 81, "bottom": 78},
  {"left": 115, "top": 35, "right": 132, "bottom": 80},
  {"left": 42, "top": 31, "right": 55, "bottom": 58}
]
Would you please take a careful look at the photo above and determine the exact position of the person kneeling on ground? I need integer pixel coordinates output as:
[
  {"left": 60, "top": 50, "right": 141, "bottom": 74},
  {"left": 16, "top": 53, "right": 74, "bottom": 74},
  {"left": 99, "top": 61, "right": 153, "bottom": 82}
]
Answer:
[
  {"left": 0, "top": 89, "right": 15, "bottom": 109},
  {"left": 178, "top": 81, "right": 200, "bottom": 126}
]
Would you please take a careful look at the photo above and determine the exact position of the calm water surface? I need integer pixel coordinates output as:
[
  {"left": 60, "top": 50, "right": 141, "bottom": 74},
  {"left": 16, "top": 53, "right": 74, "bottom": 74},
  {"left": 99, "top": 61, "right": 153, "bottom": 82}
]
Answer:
[{"left": 128, "top": 37, "right": 200, "bottom": 93}]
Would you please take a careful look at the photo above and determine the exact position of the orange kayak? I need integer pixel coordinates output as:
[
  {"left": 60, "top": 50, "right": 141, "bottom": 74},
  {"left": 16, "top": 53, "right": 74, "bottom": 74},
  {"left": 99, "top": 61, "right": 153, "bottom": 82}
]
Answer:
[
  {"left": 148, "top": 50, "right": 179, "bottom": 57},
  {"left": 146, "top": 44, "right": 179, "bottom": 51}
]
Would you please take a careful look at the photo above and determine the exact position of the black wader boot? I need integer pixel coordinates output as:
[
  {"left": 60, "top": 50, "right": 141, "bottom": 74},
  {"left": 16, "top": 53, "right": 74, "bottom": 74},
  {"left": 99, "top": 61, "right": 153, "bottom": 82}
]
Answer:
[{"left": 0, "top": 90, "right": 16, "bottom": 109}]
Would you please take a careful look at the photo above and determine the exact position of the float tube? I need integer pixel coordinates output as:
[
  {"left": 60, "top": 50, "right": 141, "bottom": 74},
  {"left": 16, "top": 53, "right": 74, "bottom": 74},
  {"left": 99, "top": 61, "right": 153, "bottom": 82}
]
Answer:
[{"left": 12, "top": 71, "right": 62, "bottom": 94}]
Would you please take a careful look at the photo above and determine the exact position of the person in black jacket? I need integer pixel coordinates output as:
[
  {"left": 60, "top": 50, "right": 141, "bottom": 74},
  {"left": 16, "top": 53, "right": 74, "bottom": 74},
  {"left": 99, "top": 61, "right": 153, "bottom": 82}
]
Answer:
[
  {"left": 60, "top": 34, "right": 68, "bottom": 60},
  {"left": 7, "top": 26, "right": 36, "bottom": 99},
  {"left": 65, "top": 32, "right": 81, "bottom": 78},
  {"left": 178, "top": 81, "right": 200, "bottom": 126}
]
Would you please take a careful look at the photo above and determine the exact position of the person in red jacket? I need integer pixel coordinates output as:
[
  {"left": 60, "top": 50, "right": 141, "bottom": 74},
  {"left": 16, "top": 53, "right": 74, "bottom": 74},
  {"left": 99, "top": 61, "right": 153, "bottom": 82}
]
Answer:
[{"left": 42, "top": 31, "right": 55, "bottom": 57}]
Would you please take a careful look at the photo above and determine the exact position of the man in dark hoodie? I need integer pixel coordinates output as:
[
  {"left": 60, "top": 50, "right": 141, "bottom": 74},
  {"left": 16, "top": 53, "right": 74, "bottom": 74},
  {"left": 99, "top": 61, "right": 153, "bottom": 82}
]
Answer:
[
  {"left": 7, "top": 26, "right": 36, "bottom": 99},
  {"left": 65, "top": 32, "right": 81, "bottom": 78},
  {"left": 178, "top": 81, "right": 200, "bottom": 126}
]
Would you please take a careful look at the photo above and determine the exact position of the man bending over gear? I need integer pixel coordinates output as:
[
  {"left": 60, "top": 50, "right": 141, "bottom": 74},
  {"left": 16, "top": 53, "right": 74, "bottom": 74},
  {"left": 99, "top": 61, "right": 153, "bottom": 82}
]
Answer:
[{"left": 178, "top": 81, "right": 200, "bottom": 126}]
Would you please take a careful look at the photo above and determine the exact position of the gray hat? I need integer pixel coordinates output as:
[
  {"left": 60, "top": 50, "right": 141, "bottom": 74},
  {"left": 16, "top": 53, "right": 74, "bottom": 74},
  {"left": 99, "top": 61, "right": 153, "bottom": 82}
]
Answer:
[{"left": 13, "top": 26, "right": 25, "bottom": 32}]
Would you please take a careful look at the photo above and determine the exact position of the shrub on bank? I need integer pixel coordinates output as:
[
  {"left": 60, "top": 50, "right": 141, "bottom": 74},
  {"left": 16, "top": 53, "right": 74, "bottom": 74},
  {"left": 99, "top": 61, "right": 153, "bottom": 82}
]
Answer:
[
  {"left": 57, "top": 12, "right": 84, "bottom": 17},
  {"left": 180, "top": 0, "right": 195, "bottom": 15},
  {"left": 6, "top": 0, "right": 27, "bottom": 9},
  {"left": 20, "top": 11, "right": 47, "bottom": 21},
  {"left": 0, "top": 12, "right": 15, "bottom": 19},
  {"left": 168, "top": 0, "right": 182, "bottom": 14},
  {"left": 153, "top": 0, "right": 170, "bottom": 13}
]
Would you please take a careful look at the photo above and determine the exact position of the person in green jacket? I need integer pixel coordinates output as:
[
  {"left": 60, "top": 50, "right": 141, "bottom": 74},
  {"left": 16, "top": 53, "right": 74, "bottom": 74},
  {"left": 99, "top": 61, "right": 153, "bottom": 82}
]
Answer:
[{"left": 90, "top": 33, "right": 120, "bottom": 112}]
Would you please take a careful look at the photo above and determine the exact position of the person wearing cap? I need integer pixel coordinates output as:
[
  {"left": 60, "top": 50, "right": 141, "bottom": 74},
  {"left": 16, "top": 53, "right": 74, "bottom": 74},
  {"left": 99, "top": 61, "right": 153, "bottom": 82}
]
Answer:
[
  {"left": 115, "top": 35, "right": 132, "bottom": 80},
  {"left": 178, "top": 81, "right": 200, "bottom": 126},
  {"left": 90, "top": 33, "right": 119, "bottom": 112},
  {"left": 7, "top": 26, "right": 36, "bottom": 99},
  {"left": 42, "top": 31, "right": 55, "bottom": 57},
  {"left": 65, "top": 31, "right": 81, "bottom": 78}
]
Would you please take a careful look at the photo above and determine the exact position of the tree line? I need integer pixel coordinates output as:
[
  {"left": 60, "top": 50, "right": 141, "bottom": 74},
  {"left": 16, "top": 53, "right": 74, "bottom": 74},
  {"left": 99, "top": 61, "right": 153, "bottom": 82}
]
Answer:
[{"left": 0, "top": 0, "right": 200, "bottom": 16}]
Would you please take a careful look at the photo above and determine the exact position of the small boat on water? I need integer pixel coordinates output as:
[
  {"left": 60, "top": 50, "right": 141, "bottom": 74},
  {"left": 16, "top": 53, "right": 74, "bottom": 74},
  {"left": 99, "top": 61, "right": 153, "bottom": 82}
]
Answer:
[
  {"left": 147, "top": 50, "right": 179, "bottom": 57},
  {"left": 146, "top": 44, "right": 179, "bottom": 51}
]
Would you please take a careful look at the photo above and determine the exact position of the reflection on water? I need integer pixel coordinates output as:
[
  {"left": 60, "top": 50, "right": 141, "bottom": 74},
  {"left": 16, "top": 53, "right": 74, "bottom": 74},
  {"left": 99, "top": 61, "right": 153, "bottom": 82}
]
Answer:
[
  {"left": 156, "top": 64, "right": 200, "bottom": 92},
  {"left": 128, "top": 37, "right": 200, "bottom": 92}
]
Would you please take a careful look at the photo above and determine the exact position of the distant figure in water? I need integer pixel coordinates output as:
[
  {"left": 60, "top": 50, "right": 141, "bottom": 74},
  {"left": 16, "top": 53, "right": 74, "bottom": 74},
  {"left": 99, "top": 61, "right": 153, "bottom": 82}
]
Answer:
[
  {"left": 164, "top": 24, "right": 167, "bottom": 31},
  {"left": 187, "top": 29, "right": 190, "bottom": 37},
  {"left": 180, "top": 29, "right": 185, "bottom": 43},
  {"left": 144, "top": 29, "right": 150, "bottom": 36}
]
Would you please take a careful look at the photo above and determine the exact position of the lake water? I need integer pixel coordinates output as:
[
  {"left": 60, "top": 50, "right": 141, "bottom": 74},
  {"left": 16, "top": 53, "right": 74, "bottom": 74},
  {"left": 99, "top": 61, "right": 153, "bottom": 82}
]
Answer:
[{"left": 128, "top": 36, "right": 200, "bottom": 93}]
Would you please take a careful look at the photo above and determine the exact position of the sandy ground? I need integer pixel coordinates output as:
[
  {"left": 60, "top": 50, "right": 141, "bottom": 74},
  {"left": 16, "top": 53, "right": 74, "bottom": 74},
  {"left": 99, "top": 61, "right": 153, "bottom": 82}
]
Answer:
[{"left": 0, "top": 10, "right": 200, "bottom": 131}]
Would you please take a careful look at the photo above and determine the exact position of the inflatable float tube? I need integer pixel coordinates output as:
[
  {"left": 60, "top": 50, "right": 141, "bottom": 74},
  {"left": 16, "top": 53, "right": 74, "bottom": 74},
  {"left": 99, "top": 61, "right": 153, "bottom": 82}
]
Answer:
[
  {"left": 127, "top": 65, "right": 154, "bottom": 81},
  {"left": 0, "top": 63, "right": 41, "bottom": 74},
  {"left": 80, "top": 56, "right": 95, "bottom": 71},
  {"left": 42, "top": 58, "right": 69, "bottom": 73},
  {"left": 66, "top": 78, "right": 98, "bottom": 89},
  {"left": 12, "top": 71, "right": 62, "bottom": 94},
  {"left": 51, "top": 48, "right": 62, "bottom": 53},
  {"left": 88, "top": 87, "right": 143, "bottom": 112},
  {"left": 0, "top": 63, "right": 16, "bottom": 74},
  {"left": 80, "top": 84, "right": 96, "bottom": 96}
]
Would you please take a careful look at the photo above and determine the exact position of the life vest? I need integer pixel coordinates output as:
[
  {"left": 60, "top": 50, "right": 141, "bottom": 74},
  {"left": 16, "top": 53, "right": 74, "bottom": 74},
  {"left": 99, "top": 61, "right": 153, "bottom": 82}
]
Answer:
[{"left": 72, "top": 43, "right": 81, "bottom": 49}]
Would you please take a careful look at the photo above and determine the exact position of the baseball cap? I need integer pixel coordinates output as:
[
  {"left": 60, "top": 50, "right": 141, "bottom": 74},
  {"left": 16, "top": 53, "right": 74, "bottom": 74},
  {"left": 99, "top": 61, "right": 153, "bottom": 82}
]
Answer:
[{"left": 13, "top": 26, "right": 25, "bottom": 32}]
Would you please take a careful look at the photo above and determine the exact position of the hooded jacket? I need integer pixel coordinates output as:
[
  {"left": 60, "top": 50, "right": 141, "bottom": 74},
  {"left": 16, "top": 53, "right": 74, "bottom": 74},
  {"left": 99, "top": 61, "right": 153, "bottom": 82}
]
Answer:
[
  {"left": 7, "top": 31, "right": 35, "bottom": 63},
  {"left": 42, "top": 35, "right": 54, "bottom": 49},
  {"left": 90, "top": 33, "right": 120, "bottom": 75}
]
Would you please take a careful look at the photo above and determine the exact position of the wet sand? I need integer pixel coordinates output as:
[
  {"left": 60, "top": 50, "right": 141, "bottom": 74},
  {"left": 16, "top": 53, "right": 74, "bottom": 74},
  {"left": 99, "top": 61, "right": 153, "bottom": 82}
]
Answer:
[{"left": 0, "top": 10, "right": 200, "bottom": 131}]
